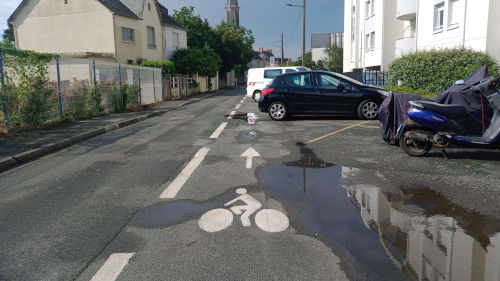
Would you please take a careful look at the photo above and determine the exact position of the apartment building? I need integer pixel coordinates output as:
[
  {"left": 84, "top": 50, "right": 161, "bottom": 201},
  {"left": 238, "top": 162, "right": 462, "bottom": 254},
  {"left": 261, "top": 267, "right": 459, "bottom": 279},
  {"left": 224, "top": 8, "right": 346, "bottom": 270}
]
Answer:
[
  {"left": 343, "top": 0, "right": 403, "bottom": 72},
  {"left": 397, "top": 0, "right": 500, "bottom": 62},
  {"left": 344, "top": 0, "right": 500, "bottom": 72}
]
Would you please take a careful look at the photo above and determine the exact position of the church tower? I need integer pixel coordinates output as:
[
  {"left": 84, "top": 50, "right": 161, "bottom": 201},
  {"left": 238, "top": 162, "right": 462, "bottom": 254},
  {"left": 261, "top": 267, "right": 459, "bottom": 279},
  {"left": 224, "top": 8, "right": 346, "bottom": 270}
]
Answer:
[{"left": 226, "top": 0, "right": 240, "bottom": 26}]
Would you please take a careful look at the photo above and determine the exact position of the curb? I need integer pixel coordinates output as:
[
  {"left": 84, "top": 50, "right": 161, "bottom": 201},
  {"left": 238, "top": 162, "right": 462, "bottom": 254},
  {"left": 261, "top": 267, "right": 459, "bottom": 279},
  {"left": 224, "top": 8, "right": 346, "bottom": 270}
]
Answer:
[{"left": 0, "top": 91, "right": 221, "bottom": 173}]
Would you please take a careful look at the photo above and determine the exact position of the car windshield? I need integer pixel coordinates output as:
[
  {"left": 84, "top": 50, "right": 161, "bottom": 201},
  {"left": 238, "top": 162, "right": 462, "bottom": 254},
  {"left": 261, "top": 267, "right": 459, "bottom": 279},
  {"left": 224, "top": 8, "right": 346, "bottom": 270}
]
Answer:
[{"left": 330, "top": 72, "right": 365, "bottom": 86}]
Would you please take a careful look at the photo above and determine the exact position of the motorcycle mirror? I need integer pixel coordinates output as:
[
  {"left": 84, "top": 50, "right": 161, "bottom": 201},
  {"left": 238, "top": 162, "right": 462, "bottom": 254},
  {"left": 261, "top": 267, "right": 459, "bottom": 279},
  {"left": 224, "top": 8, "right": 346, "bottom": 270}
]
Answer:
[{"left": 455, "top": 80, "right": 465, "bottom": 85}]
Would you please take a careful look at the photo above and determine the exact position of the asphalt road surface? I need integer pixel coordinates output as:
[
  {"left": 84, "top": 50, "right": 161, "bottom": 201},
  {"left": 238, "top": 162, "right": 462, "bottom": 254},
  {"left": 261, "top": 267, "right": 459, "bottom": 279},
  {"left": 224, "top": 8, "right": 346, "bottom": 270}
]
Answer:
[{"left": 1, "top": 87, "right": 499, "bottom": 281}]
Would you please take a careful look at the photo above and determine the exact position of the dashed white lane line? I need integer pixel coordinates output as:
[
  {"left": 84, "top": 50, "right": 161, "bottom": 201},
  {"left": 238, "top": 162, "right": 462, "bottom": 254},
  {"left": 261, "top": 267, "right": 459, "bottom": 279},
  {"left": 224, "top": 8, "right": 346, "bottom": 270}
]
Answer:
[
  {"left": 160, "top": 147, "right": 210, "bottom": 199},
  {"left": 90, "top": 253, "right": 135, "bottom": 281},
  {"left": 210, "top": 122, "right": 228, "bottom": 139},
  {"left": 227, "top": 111, "right": 236, "bottom": 119},
  {"left": 234, "top": 104, "right": 241, "bottom": 110}
]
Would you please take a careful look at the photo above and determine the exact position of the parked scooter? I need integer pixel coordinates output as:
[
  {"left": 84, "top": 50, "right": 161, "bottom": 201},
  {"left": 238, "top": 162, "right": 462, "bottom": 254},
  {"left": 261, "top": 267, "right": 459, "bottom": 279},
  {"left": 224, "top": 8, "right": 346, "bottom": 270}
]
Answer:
[{"left": 397, "top": 76, "right": 500, "bottom": 156}]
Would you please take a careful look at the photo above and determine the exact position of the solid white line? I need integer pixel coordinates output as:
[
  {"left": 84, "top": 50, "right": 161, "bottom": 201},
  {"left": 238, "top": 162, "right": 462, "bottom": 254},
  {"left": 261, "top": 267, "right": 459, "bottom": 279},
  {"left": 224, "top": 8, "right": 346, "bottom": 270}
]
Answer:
[
  {"left": 160, "top": 147, "right": 210, "bottom": 199},
  {"left": 90, "top": 253, "right": 135, "bottom": 281},
  {"left": 227, "top": 111, "right": 236, "bottom": 119},
  {"left": 234, "top": 104, "right": 241, "bottom": 110},
  {"left": 210, "top": 122, "right": 228, "bottom": 139},
  {"left": 239, "top": 100, "right": 244, "bottom": 104}
]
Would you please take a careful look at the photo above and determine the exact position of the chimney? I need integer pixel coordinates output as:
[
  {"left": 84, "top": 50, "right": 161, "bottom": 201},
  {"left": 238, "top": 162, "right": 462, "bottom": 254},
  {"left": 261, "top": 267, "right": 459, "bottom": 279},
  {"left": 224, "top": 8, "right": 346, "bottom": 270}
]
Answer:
[
  {"left": 267, "top": 49, "right": 273, "bottom": 54},
  {"left": 259, "top": 47, "right": 263, "bottom": 54}
]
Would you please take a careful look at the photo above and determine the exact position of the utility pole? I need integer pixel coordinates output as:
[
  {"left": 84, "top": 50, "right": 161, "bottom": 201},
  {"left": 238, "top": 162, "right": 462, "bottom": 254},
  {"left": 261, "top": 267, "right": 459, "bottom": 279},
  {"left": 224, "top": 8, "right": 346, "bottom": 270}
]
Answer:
[
  {"left": 281, "top": 33, "right": 284, "bottom": 66},
  {"left": 302, "top": 0, "right": 306, "bottom": 67},
  {"left": 286, "top": 0, "right": 306, "bottom": 66}
]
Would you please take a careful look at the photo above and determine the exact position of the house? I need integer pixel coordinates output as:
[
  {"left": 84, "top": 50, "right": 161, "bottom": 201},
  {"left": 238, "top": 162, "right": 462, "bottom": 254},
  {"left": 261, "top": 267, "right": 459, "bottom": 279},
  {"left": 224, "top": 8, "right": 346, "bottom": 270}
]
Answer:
[
  {"left": 343, "top": 0, "right": 403, "bottom": 72},
  {"left": 344, "top": 0, "right": 500, "bottom": 72},
  {"left": 311, "top": 32, "right": 344, "bottom": 63},
  {"left": 248, "top": 48, "right": 276, "bottom": 68},
  {"left": 8, "top": 0, "right": 187, "bottom": 63}
]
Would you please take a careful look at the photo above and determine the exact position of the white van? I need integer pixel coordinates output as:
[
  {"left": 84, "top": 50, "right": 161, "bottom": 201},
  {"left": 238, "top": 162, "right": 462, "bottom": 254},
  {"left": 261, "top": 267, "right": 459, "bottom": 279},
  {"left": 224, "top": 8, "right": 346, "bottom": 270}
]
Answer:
[{"left": 246, "top": 66, "right": 310, "bottom": 101}]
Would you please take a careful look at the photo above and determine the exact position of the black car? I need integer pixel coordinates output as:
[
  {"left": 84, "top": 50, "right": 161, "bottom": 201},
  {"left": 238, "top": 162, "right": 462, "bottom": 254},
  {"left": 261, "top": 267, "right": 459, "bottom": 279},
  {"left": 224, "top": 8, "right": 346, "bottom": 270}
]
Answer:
[{"left": 258, "top": 71, "right": 390, "bottom": 121}]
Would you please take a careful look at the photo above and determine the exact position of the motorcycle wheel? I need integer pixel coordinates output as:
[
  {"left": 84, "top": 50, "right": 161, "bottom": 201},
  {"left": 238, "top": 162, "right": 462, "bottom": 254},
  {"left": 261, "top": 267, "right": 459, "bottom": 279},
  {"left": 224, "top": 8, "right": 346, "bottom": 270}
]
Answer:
[{"left": 400, "top": 131, "right": 432, "bottom": 157}]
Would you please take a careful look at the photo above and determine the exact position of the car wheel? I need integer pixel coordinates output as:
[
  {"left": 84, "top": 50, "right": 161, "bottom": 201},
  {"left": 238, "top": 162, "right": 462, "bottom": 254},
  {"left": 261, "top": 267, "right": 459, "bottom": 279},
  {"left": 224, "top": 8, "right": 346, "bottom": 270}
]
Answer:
[
  {"left": 268, "top": 101, "right": 288, "bottom": 121},
  {"left": 253, "top": 91, "right": 261, "bottom": 102},
  {"left": 357, "top": 100, "right": 379, "bottom": 120}
]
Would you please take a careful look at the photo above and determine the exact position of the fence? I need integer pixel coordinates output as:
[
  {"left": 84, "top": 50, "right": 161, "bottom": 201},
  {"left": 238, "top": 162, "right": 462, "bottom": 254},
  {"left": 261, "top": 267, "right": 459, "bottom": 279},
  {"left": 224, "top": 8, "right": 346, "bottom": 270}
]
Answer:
[
  {"left": 343, "top": 70, "right": 389, "bottom": 86},
  {"left": 0, "top": 53, "right": 163, "bottom": 131}
]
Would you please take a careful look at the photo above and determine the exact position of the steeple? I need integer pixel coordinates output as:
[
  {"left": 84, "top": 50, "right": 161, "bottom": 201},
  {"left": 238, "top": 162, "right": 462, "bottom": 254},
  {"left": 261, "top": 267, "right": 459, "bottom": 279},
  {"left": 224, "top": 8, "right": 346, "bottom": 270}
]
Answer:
[{"left": 226, "top": 0, "right": 240, "bottom": 26}]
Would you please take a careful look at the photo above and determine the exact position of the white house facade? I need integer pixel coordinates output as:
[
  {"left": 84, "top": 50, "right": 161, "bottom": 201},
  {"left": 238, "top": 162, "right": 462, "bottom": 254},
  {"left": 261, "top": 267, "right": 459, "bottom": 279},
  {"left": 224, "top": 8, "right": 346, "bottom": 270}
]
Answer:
[
  {"left": 343, "top": 0, "right": 403, "bottom": 72},
  {"left": 344, "top": 0, "right": 500, "bottom": 72}
]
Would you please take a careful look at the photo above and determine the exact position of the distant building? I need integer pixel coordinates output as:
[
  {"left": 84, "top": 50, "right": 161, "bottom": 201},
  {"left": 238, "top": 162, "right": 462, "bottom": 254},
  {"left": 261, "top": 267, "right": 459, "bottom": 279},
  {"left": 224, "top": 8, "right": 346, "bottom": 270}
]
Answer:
[
  {"left": 226, "top": 0, "right": 240, "bottom": 27},
  {"left": 9, "top": 0, "right": 187, "bottom": 63},
  {"left": 248, "top": 48, "right": 276, "bottom": 69},
  {"left": 311, "top": 32, "right": 344, "bottom": 63}
]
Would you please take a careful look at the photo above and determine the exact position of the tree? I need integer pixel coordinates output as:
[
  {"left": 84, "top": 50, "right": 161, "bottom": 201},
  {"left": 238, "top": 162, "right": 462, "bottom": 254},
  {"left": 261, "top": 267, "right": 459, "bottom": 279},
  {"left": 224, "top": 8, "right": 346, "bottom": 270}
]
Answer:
[
  {"left": 213, "top": 22, "right": 255, "bottom": 74},
  {"left": 317, "top": 44, "right": 343, "bottom": 73},
  {"left": 2, "top": 22, "right": 15, "bottom": 44},
  {"left": 172, "top": 46, "right": 221, "bottom": 78},
  {"left": 172, "top": 7, "right": 217, "bottom": 49},
  {"left": 289, "top": 52, "right": 315, "bottom": 68}
]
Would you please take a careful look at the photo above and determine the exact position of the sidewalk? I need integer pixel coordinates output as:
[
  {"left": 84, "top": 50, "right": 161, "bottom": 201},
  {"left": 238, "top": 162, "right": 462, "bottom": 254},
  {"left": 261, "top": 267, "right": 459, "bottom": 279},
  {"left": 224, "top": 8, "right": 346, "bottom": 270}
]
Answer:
[{"left": 0, "top": 90, "right": 223, "bottom": 173}]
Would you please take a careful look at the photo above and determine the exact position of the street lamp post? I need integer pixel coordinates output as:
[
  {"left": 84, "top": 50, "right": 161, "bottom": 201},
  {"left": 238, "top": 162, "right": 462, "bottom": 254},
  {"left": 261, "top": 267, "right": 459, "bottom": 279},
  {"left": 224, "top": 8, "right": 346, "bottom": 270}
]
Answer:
[{"left": 286, "top": 0, "right": 306, "bottom": 67}]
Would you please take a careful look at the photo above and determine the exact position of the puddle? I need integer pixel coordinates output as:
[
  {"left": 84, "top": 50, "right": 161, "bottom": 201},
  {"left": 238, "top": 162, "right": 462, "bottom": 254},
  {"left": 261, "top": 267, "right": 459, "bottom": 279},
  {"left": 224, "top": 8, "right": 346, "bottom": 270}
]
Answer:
[
  {"left": 236, "top": 130, "right": 258, "bottom": 143},
  {"left": 257, "top": 143, "right": 500, "bottom": 281}
]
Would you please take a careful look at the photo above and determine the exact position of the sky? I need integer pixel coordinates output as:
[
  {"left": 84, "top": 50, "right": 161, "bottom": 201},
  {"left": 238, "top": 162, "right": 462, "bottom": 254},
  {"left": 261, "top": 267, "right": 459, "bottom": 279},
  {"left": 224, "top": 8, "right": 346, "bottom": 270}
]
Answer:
[{"left": 0, "top": 0, "right": 345, "bottom": 60}]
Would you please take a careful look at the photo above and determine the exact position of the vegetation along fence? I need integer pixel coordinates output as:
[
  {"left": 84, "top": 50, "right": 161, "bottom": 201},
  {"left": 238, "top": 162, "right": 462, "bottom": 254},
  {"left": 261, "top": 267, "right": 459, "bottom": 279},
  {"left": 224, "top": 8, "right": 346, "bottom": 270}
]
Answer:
[{"left": 0, "top": 51, "right": 164, "bottom": 131}]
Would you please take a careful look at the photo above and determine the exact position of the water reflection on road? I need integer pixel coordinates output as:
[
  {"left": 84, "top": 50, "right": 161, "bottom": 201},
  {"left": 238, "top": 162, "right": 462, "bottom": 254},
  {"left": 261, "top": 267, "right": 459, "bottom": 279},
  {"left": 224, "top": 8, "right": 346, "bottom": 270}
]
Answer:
[{"left": 257, "top": 143, "right": 500, "bottom": 281}]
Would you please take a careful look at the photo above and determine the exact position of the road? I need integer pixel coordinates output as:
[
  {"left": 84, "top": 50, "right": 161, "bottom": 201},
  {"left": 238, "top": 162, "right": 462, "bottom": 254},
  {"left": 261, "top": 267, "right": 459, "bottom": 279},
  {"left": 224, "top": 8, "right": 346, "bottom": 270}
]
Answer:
[{"left": 1, "top": 87, "right": 499, "bottom": 281}]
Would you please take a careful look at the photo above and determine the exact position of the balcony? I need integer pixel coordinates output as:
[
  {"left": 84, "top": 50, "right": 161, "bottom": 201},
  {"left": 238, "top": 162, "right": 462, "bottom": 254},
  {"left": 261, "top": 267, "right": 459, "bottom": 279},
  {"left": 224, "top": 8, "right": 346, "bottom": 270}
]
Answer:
[{"left": 397, "top": 0, "right": 416, "bottom": 21}]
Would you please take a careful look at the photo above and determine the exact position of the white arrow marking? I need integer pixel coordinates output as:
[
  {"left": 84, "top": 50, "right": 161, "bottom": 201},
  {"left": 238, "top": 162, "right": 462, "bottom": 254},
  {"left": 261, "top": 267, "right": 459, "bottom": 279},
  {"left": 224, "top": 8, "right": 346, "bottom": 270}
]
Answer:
[{"left": 241, "top": 147, "right": 260, "bottom": 169}]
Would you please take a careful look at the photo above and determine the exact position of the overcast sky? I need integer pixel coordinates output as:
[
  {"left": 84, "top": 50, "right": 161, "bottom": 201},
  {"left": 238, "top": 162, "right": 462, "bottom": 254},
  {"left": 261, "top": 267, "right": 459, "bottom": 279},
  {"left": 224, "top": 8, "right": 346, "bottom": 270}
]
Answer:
[{"left": 1, "top": 0, "right": 344, "bottom": 60}]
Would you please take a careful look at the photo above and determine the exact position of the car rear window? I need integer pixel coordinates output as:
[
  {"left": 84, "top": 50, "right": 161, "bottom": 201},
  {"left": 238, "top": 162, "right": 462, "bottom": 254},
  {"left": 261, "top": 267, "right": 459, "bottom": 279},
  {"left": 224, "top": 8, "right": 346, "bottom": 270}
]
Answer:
[{"left": 264, "top": 69, "right": 283, "bottom": 79}]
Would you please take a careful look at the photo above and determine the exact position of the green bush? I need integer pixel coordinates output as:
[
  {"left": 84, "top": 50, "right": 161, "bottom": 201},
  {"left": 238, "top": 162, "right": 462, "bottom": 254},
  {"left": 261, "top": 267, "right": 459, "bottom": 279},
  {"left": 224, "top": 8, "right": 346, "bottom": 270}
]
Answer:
[
  {"left": 388, "top": 48, "right": 500, "bottom": 94},
  {"left": 380, "top": 85, "right": 436, "bottom": 99},
  {"left": 141, "top": 60, "right": 175, "bottom": 76}
]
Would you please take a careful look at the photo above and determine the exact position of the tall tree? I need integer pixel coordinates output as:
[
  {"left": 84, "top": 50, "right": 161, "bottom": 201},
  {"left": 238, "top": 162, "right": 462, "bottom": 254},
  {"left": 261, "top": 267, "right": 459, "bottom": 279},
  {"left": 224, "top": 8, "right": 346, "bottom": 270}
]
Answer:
[
  {"left": 319, "top": 44, "right": 343, "bottom": 73},
  {"left": 172, "top": 46, "right": 221, "bottom": 78},
  {"left": 213, "top": 22, "right": 254, "bottom": 74},
  {"left": 172, "top": 6, "right": 217, "bottom": 49},
  {"left": 2, "top": 22, "right": 15, "bottom": 44}
]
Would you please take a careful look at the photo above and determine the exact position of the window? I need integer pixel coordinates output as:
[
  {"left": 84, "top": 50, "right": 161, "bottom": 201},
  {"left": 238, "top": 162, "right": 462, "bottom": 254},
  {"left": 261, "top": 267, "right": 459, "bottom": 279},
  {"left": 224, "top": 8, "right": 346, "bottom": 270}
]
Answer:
[
  {"left": 284, "top": 73, "right": 312, "bottom": 87},
  {"left": 173, "top": 32, "right": 180, "bottom": 50},
  {"left": 370, "top": 31, "right": 375, "bottom": 50},
  {"left": 365, "top": 0, "right": 371, "bottom": 19},
  {"left": 127, "top": 60, "right": 133, "bottom": 64},
  {"left": 264, "top": 69, "right": 282, "bottom": 79},
  {"left": 121, "top": 27, "right": 135, "bottom": 42},
  {"left": 285, "top": 69, "right": 297, "bottom": 73},
  {"left": 318, "top": 74, "right": 341, "bottom": 89},
  {"left": 148, "top": 3, "right": 151, "bottom": 11},
  {"left": 434, "top": 2, "right": 445, "bottom": 32},
  {"left": 64, "top": 0, "right": 68, "bottom": 4},
  {"left": 448, "top": 0, "right": 459, "bottom": 28},
  {"left": 147, "top": 26, "right": 156, "bottom": 48},
  {"left": 371, "top": 0, "right": 375, "bottom": 15},
  {"left": 365, "top": 33, "right": 370, "bottom": 52}
]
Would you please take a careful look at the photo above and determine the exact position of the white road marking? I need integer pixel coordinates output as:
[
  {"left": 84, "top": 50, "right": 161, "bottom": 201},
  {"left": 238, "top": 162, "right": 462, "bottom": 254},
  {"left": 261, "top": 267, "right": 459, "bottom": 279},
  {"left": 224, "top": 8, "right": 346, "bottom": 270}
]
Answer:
[
  {"left": 239, "top": 100, "right": 244, "bottom": 104},
  {"left": 255, "top": 209, "right": 289, "bottom": 232},
  {"left": 234, "top": 104, "right": 241, "bottom": 110},
  {"left": 227, "top": 111, "right": 236, "bottom": 119},
  {"left": 241, "top": 147, "right": 260, "bottom": 169},
  {"left": 159, "top": 147, "right": 210, "bottom": 199},
  {"left": 90, "top": 253, "right": 135, "bottom": 281},
  {"left": 210, "top": 122, "right": 228, "bottom": 139}
]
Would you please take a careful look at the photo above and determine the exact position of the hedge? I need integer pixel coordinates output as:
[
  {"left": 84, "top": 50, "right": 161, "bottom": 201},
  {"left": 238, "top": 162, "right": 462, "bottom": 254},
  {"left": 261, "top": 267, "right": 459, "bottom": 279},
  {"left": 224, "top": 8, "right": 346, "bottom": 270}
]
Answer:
[
  {"left": 380, "top": 85, "right": 436, "bottom": 99},
  {"left": 388, "top": 48, "right": 499, "bottom": 94},
  {"left": 141, "top": 60, "right": 175, "bottom": 76}
]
